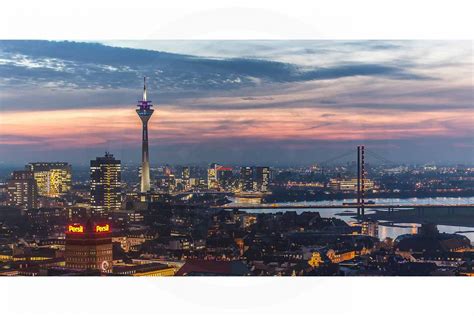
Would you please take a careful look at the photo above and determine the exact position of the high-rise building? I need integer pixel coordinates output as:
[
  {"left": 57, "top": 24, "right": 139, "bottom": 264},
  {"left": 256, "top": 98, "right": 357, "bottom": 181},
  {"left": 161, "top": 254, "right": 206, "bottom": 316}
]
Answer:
[
  {"left": 136, "top": 77, "right": 154, "bottom": 193},
  {"left": 208, "top": 163, "right": 220, "bottom": 190},
  {"left": 26, "top": 162, "right": 72, "bottom": 197},
  {"left": 6, "top": 170, "right": 38, "bottom": 210},
  {"left": 65, "top": 220, "right": 113, "bottom": 273},
  {"left": 90, "top": 153, "right": 121, "bottom": 214},
  {"left": 182, "top": 167, "right": 190, "bottom": 180},
  {"left": 240, "top": 167, "right": 254, "bottom": 192},
  {"left": 254, "top": 167, "right": 270, "bottom": 192},
  {"left": 156, "top": 174, "right": 176, "bottom": 193},
  {"left": 163, "top": 165, "right": 172, "bottom": 177},
  {"left": 182, "top": 166, "right": 191, "bottom": 190},
  {"left": 217, "top": 166, "right": 233, "bottom": 191}
]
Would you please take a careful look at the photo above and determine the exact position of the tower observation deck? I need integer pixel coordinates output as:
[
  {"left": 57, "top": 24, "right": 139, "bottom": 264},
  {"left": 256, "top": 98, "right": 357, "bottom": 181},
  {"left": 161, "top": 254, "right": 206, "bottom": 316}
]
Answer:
[{"left": 136, "top": 77, "right": 154, "bottom": 193}]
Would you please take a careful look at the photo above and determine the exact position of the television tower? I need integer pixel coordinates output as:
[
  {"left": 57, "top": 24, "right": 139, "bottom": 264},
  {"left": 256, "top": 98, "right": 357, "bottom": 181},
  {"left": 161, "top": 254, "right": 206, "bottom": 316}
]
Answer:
[{"left": 136, "top": 77, "right": 154, "bottom": 193}]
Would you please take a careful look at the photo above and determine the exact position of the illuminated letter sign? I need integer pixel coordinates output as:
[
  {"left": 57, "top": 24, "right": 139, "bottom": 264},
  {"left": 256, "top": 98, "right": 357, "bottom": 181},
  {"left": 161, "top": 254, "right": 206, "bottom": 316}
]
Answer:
[
  {"left": 68, "top": 225, "right": 84, "bottom": 233},
  {"left": 95, "top": 224, "right": 110, "bottom": 233}
]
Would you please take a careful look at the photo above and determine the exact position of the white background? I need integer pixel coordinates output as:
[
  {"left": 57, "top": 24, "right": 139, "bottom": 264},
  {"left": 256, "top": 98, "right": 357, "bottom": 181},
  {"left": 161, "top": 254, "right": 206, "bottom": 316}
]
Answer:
[
  {"left": 1, "top": 1, "right": 473, "bottom": 315},
  {"left": 1, "top": 0, "right": 473, "bottom": 39}
]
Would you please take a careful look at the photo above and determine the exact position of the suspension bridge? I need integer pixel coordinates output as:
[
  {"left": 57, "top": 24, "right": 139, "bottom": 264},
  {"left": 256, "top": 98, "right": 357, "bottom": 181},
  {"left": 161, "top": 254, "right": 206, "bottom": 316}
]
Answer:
[{"left": 214, "top": 145, "right": 473, "bottom": 216}]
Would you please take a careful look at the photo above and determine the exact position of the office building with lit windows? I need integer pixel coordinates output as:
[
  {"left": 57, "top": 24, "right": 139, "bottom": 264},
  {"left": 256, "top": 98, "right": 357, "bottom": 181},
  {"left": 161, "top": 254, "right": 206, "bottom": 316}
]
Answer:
[
  {"left": 6, "top": 170, "right": 38, "bottom": 210},
  {"left": 217, "top": 166, "right": 233, "bottom": 191},
  {"left": 239, "top": 166, "right": 270, "bottom": 193},
  {"left": 240, "top": 167, "right": 254, "bottom": 192},
  {"left": 208, "top": 163, "right": 221, "bottom": 190},
  {"left": 254, "top": 167, "right": 270, "bottom": 192},
  {"left": 90, "top": 153, "right": 121, "bottom": 214},
  {"left": 65, "top": 220, "right": 113, "bottom": 273},
  {"left": 181, "top": 166, "right": 191, "bottom": 190},
  {"left": 26, "top": 162, "right": 72, "bottom": 197}
]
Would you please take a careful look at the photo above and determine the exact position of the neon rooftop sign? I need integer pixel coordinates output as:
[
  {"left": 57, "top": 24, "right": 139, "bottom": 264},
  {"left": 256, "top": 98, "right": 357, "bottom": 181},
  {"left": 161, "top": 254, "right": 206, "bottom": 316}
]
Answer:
[
  {"left": 95, "top": 224, "right": 110, "bottom": 233},
  {"left": 68, "top": 224, "right": 84, "bottom": 233}
]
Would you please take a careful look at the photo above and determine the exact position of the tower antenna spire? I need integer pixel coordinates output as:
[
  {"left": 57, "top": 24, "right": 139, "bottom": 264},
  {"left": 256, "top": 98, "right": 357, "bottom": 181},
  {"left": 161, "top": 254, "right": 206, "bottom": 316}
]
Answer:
[{"left": 143, "top": 76, "right": 147, "bottom": 101}]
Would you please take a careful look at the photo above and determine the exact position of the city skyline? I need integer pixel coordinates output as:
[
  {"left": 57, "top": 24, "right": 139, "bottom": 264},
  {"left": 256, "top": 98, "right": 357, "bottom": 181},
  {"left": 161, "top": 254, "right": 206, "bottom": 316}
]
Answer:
[
  {"left": 2, "top": 2, "right": 473, "bottom": 314},
  {"left": 0, "top": 40, "right": 472, "bottom": 165},
  {"left": 1, "top": 42, "right": 474, "bottom": 279}
]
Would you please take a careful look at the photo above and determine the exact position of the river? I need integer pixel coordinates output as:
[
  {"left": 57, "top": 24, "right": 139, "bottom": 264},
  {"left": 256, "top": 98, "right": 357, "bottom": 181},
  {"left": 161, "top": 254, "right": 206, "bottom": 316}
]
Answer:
[{"left": 237, "top": 196, "right": 474, "bottom": 242}]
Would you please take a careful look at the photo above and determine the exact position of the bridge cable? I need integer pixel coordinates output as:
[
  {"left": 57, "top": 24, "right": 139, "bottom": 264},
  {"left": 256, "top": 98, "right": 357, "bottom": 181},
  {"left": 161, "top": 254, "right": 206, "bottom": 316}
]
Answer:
[
  {"left": 319, "top": 149, "right": 355, "bottom": 166},
  {"left": 364, "top": 149, "right": 399, "bottom": 166}
]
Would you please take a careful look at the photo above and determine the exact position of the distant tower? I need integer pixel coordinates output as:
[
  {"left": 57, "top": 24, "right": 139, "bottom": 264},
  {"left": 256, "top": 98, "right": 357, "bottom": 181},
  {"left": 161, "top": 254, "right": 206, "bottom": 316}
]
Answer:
[{"left": 136, "top": 77, "right": 154, "bottom": 193}]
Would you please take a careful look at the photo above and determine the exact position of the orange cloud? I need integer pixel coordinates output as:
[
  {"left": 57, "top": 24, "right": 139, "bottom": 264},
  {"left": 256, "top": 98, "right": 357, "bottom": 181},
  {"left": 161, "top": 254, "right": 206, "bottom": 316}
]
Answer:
[{"left": 0, "top": 99, "right": 472, "bottom": 150}]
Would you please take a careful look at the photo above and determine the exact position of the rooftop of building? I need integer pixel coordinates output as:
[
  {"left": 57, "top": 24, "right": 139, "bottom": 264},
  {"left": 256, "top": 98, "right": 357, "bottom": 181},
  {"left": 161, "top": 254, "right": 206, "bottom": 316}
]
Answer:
[
  {"left": 395, "top": 225, "right": 471, "bottom": 253},
  {"left": 112, "top": 262, "right": 171, "bottom": 275},
  {"left": 176, "top": 259, "right": 250, "bottom": 276}
]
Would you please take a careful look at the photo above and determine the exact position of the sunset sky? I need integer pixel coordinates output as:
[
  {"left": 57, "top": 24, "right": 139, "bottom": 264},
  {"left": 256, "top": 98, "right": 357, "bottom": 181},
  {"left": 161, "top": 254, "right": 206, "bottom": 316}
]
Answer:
[{"left": 0, "top": 40, "right": 472, "bottom": 166}]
